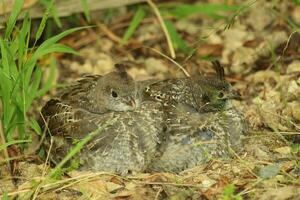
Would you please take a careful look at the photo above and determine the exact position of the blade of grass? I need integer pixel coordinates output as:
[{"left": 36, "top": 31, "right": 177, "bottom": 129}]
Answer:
[
  {"left": 34, "top": 0, "right": 54, "bottom": 45},
  {"left": 147, "top": 0, "right": 176, "bottom": 58},
  {"left": 5, "top": 0, "right": 24, "bottom": 38},
  {"left": 163, "top": 3, "right": 241, "bottom": 19},
  {"left": 24, "top": 27, "right": 85, "bottom": 90},
  {"left": 0, "top": 139, "right": 31, "bottom": 152},
  {"left": 17, "top": 13, "right": 31, "bottom": 70},
  {"left": 36, "top": 56, "right": 57, "bottom": 97},
  {"left": 121, "top": 6, "right": 146, "bottom": 45},
  {"left": 39, "top": 0, "right": 62, "bottom": 28},
  {"left": 48, "top": 116, "right": 118, "bottom": 178},
  {"left": 164, "top": 19, "right": 190, "bottom": 53},
  {"left": 80, "top": 0, "right": 91, "bottom": 22}
]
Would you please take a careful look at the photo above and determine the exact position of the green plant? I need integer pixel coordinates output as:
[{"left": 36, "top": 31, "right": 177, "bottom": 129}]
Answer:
[
  {"left": 121, "top": 1, "right": 242, "bottom": 55},
  {"left": 121, "top": 6, "right": 146, "bottom": 45},
  {"left": 0, "top": 0, "right": 81, "bottom": 149},
  {"left": 222, "top": 184, "right": 243, "bottom": 200}
]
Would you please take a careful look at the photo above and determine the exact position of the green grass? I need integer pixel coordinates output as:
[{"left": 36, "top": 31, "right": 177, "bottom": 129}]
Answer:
[
  {"left": 222, "top": 184, "right": 243, "bottom": 200},
  {"left": 121, "top": 6, "right": 146, "bottom": 45},
  {"left": 121, "top": 1, "right": 243, "bottom": 55},
  {"left": 161, "top": 3, "right": 241, "bottom": 20},
  {"left": 0, "top": 0, "right": 81, "bottom": 149}
]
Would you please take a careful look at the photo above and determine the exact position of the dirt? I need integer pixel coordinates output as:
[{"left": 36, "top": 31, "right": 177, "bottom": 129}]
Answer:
[{"left": 1, "top": 0, "right": 300, "bottom": 199}]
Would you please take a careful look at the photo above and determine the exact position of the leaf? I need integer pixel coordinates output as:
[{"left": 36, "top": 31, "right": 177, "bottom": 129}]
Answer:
[
  {"left": 1, "top": 191, "right": 9, "bottom": 200},
  {"left": 29, "top": 119, "right": 42, "bottom": 135},
  {"left": 0, "top": 139, "right": 31, "bottom": 152},
  {"left": 5, "top": 0, "right": 24, "bottom": 38},
  {"left": 17, "top": 13, "right": 31, "bottom": 70},
  {"left": 39, "top": 0, "right": 62, "bottom": 28},
  {"left": 164, "top": 20, "right": 190, "bottom": 53},
  {"left": 35, "top": 1, "right": 53, "bottom": 42},
  {"left": 80, "top": 0, "right": 91, "bottom": 22},
  {"left": 37, "top": 57, "right": 57, "bottom": 97},
  {"left": 24, "top": 27, "right": 84, "bottom": 89},
  {"left": 121, "top": 6, "right": 146, "bottom": 45}
]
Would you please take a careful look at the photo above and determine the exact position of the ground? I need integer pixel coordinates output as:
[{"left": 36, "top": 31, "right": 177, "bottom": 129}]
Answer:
[{"left": 1, "top": 0, "right": 300, "bottom": 199}]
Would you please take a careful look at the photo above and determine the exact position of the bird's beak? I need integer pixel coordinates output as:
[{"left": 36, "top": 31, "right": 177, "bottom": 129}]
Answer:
[{"left": 126, "top": 97, "right": 137, "bottom": 109}]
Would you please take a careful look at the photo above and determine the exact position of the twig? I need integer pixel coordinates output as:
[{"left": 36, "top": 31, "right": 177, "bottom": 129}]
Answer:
[
  {"left": 97, "top": 22, "right": 122, "bottom": 43},
  {"left": 154, "top": 186, "right": 163, "bottom": 200},
  {"left": 146, "top": 0, "right": 176, "bottom": 59},
  {"left": 136, "top": 181, "right": 200, "bottom": 188},
  {"left": 143, "top": 46, "right": 190, "bottom": 77}
]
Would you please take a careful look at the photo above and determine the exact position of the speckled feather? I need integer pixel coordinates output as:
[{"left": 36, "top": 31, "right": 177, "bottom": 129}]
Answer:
[
  {"left": 60, "top": 69, "right": 140, "bottom": 114},
  {"left": 41, "top": 98, "right": 164, "bottom": 175},
  {"left": 148, "top": 103, "right": 246, "bottom": 173},
  {"left": 143, "top": 61, "right": 232, "bottom": 112}
]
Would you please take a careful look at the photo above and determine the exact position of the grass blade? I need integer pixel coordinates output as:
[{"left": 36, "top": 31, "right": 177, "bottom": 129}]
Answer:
[
  {"left": 164, "top": 19, "right": 190, "bottom": 53},
  {"left": 80, "top": 0, "right": 91, "bottom": 22},
  {"left": 35, "top": 1, "right": 53, "bottom": 43},
  {"left": 165, "top": 3, "right": 241, "bottom": 19},
  {"left": 36, "top": 57, "right": 57, "bottom": 97},
  {"left": 121, "top": 6, "right": 146, "bottom": 45},
  {"left": 0, "top": 139, "right": 31, "bottom": 152},
  {"left": 49, "top": 116, "right": 118, "bottom": 178},
  {"left": 5, "top": 0, "right": 24, "bottom": 38}
]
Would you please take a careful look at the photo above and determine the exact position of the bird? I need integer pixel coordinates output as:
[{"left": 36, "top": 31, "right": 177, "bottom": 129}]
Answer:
[
  {"left": 59, "top": 64, "right": 141, "bottom": 114},
  {"left": 143, "top": 61, "right": 236, "bottom": 113},
  {"left": 144, "top": 61, "right": 246, "bottom": 173},
  {"left": 41, "top": 99, "right": 164, "bottom": 175},
  {"left": 147, "top": 104, "right": 246, "bottom": 173},
  {"left": 40, "top": 65, "right": 164, "bottom": 175},
  {"left": 40, "top": 61, "right": 246, "bottom": 174}
]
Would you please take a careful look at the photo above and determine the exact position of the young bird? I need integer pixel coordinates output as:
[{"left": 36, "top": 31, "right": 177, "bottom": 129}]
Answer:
[
  {"left": 145, "top": 61, "right": 246, "bottom": 173},
  {"left": 143, "top": 61, "right": 236, "bottom": 113},
  {"left": 60, "top": 64, "right": 140, "bottom": 114},
  {"left": 41, "top": 99, "right": 164, "bottom": 175},
  {"left": 40, "top": 65, "right": 163, "bottom": 175}
]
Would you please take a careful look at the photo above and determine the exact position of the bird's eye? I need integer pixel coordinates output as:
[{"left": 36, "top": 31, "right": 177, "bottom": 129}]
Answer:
[
  {"left": 111, "top": 90, "right": 118, "bottom": 98},
  {"left": 218, "top": 92, "right": 224, "bottom": 99}
]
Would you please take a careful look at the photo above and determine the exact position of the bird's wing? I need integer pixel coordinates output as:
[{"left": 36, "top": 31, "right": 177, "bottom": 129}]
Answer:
[{"left": 59, "top": 75, "right": 101, "bottom": 104}]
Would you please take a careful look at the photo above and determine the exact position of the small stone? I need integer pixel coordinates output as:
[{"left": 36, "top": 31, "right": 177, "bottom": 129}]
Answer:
[
  {"left": 201, "top": 179, "right": 216, "bottom": 188},
  {"left": 259, "top": 164, "right": 280, "bottom": 179},
  {"left": 292, "top": 6, "right": 300, "bottom": 25},
  {"left": 145, "top": 58, "right": 168, "bottom": 74},
  {"left": 254, "top": 147, "right": 269, "bottom": 160},
  {"left": 274, "top": 146, "right": 291, "bottom": 155},
  {"left": 106, "top": 181, "right": 125, "bottom": 193},
  {"left": 287, "top": 61, "right": 300, "bottom": 74}
]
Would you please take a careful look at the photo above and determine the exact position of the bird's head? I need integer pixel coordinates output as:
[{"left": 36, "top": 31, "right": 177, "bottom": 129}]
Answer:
[
  {"left": 96, "top": 64, "right": 140, "bottom": 112},
  {"left": 196, "top": 61, "right": 239, "bottom": 112}
]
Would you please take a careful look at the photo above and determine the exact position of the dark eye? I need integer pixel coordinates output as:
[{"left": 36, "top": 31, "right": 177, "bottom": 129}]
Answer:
[
  {"left": 218, "top": 92, "right": 224, "bottom": 99},
  {"left": 111, "top": 90, "right": 118, "bottom": 98}
]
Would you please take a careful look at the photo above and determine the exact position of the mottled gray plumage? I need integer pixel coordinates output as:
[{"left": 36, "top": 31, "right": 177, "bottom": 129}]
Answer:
[
  {"left": 60, "top": 66, "right": 140, "bottom": 114},
  {"left": 40, "top": 61, "right": 246, "bottom": 174},
  {"left": 41, "top": 99, "right": 163, "bottom": 174},
  {"left": 40, "top": 67, "right": 163, "bottom": 174},
  {"left": 143, "top": 61, "right": 234, "bottom": 112},
  {"left": 147, "top": 103, "right": 246, "bottom": 173},
  {"left": 144, "top": 61, "right": 246, "bottom": 173}
]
